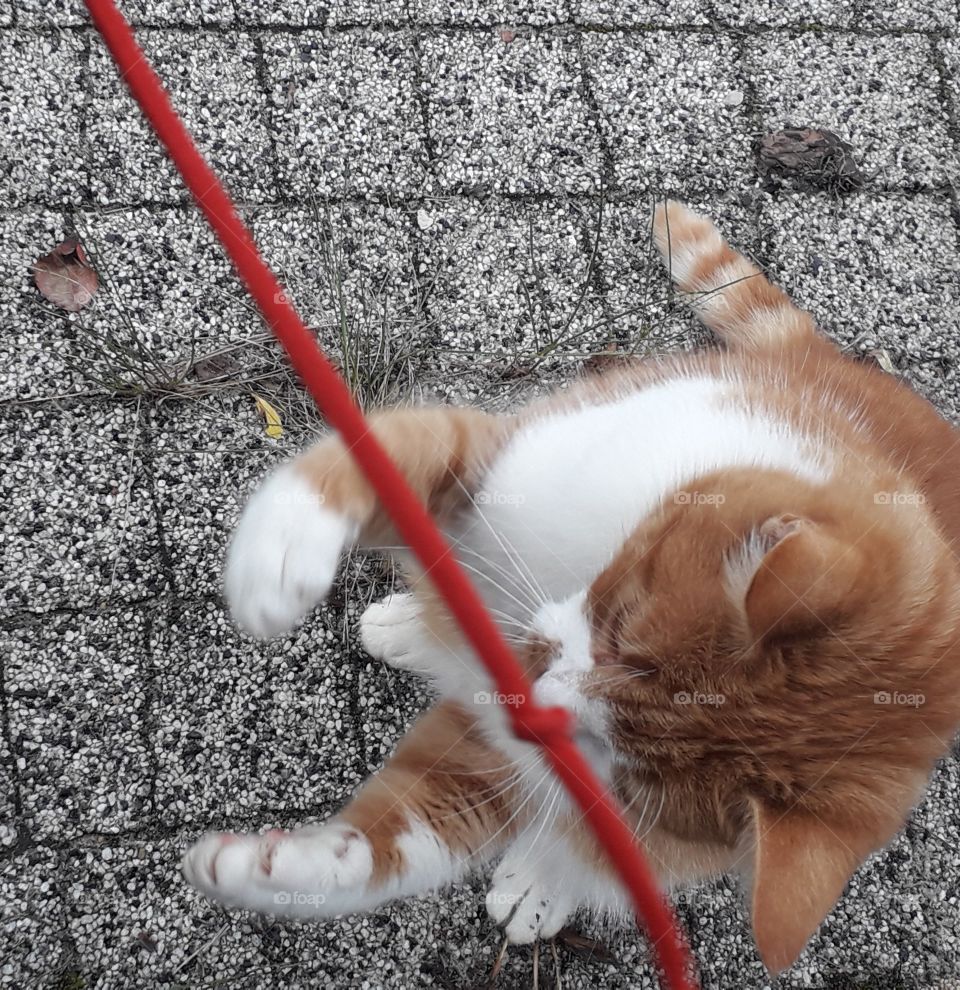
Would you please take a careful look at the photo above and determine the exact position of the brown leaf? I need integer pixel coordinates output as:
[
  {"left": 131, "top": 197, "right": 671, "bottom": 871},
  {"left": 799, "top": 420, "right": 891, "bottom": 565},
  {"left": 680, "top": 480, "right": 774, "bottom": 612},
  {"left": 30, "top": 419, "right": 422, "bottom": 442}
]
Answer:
[
  {"left": 191, "top": 351, "right": 242, "bottom": 383},
  {"left": 34, "top": 238, "right": 99, "bottom": 312},
  {"left": 758, "top": 127, "right": 864, "bottom": 193},
  {"left": 499, "top": 28, "right": 516, "bottom": 42},
  {"left": 554, "top": 926, "right": 619, "bottom": 964},
  {"left": 134, "top": 930, "right": 158, "bottom": 953}
]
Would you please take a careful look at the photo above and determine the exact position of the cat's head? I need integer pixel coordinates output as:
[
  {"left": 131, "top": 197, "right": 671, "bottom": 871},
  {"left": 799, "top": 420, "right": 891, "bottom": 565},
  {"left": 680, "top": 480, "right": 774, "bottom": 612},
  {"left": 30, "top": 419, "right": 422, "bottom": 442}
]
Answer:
[{"left": 527, "top": 467, "right": 960, "bottom": 972}]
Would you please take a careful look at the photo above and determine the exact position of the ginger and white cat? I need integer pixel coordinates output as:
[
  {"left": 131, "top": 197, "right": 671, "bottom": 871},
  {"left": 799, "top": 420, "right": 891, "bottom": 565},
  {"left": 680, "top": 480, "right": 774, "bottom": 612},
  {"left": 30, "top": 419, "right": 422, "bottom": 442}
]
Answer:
[{"left": 182, "top": 202, "right": 960, "bottom": 974}]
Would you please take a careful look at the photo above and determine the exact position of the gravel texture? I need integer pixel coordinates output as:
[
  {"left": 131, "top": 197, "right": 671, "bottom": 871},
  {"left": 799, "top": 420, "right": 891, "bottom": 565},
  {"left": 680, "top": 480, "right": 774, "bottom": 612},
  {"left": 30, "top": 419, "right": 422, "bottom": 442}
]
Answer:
[{"left": 3, "top": 1, "right": 960, "bottom": 988}]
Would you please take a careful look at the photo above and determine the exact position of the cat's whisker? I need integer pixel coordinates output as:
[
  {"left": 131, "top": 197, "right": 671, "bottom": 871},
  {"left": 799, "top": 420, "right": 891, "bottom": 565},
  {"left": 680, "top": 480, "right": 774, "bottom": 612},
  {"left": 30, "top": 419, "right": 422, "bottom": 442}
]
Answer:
[
  {"left": 454, "top": 558, "right": 540, "bottom": 625},
  {"left": 452, "top": 541, "right": 542, "bottom": 619},
  {"left": 448, "top": 473, "right": 549, "bottom": 612}
]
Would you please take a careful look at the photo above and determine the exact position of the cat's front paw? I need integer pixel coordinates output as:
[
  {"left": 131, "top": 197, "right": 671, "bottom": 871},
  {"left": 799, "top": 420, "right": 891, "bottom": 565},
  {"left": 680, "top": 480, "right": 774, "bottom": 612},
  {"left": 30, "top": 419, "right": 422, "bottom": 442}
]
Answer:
[
  {"left": 486, "top": 848, "right": 577, "bottom": 942},
  {"left": 181, "top": 822, "right": 374, "bottom": 917},
  {"left": 359, "top": 593, "right": 423, "bottom": 669},
  {"left": 224, "top": 466, "right": 356, "bottom": 638}
]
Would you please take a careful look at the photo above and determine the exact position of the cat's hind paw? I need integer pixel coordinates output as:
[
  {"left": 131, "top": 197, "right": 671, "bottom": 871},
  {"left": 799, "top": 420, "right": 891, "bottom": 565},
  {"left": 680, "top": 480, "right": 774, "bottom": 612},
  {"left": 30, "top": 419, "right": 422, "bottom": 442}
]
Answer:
[
  {"left": 181, "top": 822, "right": 374, "bottom": 917},
  {"left": 224, "top": 466, "right": 356, "bottom": 638}
]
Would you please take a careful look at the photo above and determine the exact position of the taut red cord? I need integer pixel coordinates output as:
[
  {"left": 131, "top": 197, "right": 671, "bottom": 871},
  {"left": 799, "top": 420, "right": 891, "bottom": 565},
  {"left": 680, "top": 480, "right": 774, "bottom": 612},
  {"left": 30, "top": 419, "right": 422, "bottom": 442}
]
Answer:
[{"left": 82, "top": 4, "right": 698, "bottom": 988}]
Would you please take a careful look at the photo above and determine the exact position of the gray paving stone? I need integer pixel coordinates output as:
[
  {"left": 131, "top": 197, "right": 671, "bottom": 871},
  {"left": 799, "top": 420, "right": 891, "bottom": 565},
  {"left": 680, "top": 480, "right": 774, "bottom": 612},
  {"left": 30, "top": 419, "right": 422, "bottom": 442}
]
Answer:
[
  {"left": 87, "top": 30, "right": 276, "bottom": 204},
  {"left": 120, "top": 0, "right": 239, "bottom": 22},
  {"left": 421, "top": 33, "right": 603, "bottom": 196},
  {"left": 76, "top": 206, "right": 259, "bottom": 372},
  {"left": 62, "top": 836, "right": 271, "bottom": 988},
  {"left": 860, "top": 0, "right": 958, "bottom": 31},
  {"left": 748, "top": 33, "right": 955, "bottom": 190},
  {"left": 0, "top": 848, "right": 68, "bottom": 984},
  {"left": 0, "top": 209, "right": 85, "bottom": 402},
  {"left": 328, "top": 0, "right": 413, "bottom": 25},
  {"left": 0, "top": 31, "right": 87, "bottom": 206},
  {"left": 571, "top": 0, "right": 712, "bottom": 26},
  {"left": 6, "top": 610, "right": 154, "bottom": 842},
  {"left": 145, "top": 396, "right": 296, "bottom": 603},
  {"left": 233, "top": 0, "right": 327, "bottom": 26},
  {"left": 235, "top": 1, "right": 411, "bottom": 26},
  {"left": 0, "top": 401, "right": 163, "bottom": 613},
  {"left": 264, "top": 31, "right": 427, "bottom": 199},
  {"left": 597, "top": 194, "right": 760, "bottom": 355},
  {"left": 149, "top": 597, "right": 423, "bottom": 827},
  {"left": 938, "top": 36, "right": 960, "bottom": 140},
  {"left": 760, "top": 192, "right": 960, "bottom": 416},
  {"left": 712, "top": 0, "right": 856, "bottom": 27},
  {"left": 0, "top": 718, "right": 18, "bottom": 849},
  {"left": 248, "top": 202, "right": 422, "bottom": 357},
  {"left": 584, "top": 32, "right": 752, "bottom": 195},
  {"left": 415, "top": 0, "right": 570, "bottom": 23},
  {"left": 414, "top": 198, "right": 607, "bottom": 393},
  {"left": 61, "top": 834, "right": 498, "bottom": 989},
  {"left": 17, "top": 0, "right": 86, "bottom": 25}
]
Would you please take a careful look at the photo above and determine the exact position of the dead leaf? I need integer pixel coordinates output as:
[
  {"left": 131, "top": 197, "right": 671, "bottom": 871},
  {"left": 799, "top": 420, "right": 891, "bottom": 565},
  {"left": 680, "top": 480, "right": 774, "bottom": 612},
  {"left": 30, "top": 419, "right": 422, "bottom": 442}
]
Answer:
[
  {"left": 758, "top": 127, "right": 864, "bottom": 193},
  {"left": 134, "top": 931, "right": 158, "bottom": 954},
  {"left": 554, "top": 926, "right": 619, "bottom": 965},
  {"left": 499, "top": 28, "right": 516, "bottom": 42},
  {"left": 582, "top": 342, "right": 629, "bottom": 375},
  {"left": 192, "top": 351, "right": 242, "bottom": 383},
  {"left": 253, "top": 394, "right": 284, "bottom": 439},
  {"left": 33, "top": 238, "right": 98, "bottom": 312},
  {"left": 857, "top": 347, "right": 898, "bottom": 375}
]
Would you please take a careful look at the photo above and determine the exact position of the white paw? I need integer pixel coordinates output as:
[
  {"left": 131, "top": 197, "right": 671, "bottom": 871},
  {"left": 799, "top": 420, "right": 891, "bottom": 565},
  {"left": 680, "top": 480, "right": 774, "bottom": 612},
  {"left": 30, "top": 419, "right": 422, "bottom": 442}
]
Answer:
[
  {"left": 181, "top": 822, "right": 374, "bottom": 918},
  {"left": 224, "top": 466, "right": 356, "bottom": 638},
  {"left": 359, "top": 593, "right": 423, "bottom": 668},
  {"left": 486, "top": 850, "right": 576, "bottom": 942}
]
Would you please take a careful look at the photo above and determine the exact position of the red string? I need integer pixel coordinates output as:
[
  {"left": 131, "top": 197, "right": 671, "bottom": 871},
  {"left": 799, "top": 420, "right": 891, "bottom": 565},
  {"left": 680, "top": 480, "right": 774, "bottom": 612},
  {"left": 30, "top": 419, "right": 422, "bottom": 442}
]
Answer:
[{"left": 82, "top": 4, "right": 698, "bottom": 988}]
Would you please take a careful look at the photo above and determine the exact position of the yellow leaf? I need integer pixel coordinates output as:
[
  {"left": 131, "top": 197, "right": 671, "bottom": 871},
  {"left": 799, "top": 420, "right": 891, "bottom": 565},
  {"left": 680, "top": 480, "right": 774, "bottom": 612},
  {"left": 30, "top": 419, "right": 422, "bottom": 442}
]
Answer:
[{"left": 253, "top": 394, "right": 284, "bottom": 439}]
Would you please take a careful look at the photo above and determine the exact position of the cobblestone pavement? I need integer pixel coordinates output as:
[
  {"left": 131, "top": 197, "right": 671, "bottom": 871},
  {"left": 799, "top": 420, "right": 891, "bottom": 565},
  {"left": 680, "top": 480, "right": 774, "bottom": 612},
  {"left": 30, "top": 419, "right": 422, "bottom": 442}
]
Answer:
[{"left": 2, "top": 2, "right": 960, "bottom": 988}]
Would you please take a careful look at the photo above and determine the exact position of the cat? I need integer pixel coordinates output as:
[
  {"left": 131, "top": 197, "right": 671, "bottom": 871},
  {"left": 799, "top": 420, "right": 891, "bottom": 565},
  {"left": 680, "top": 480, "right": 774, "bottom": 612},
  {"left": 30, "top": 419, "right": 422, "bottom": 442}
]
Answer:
[{"left": 182, "top": 201, "right": 960, "bottom": 975}]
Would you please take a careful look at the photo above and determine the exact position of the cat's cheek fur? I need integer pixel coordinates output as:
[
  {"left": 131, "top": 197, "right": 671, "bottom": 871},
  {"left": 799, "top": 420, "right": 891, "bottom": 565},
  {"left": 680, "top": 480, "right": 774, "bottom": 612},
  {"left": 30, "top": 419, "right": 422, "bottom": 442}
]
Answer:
[{"left": 223, "top": 466, "right": 356, "bottom": 638}]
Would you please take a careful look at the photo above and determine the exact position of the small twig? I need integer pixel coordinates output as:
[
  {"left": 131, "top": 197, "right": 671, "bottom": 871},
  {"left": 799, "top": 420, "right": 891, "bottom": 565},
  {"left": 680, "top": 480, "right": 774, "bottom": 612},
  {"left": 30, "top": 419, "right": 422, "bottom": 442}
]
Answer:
[
  {"left": 173, "top": 920, "right": 230, "bottom": 975},
  {"left": 487, "top": 935, "right": 510, "bottom": 988}
]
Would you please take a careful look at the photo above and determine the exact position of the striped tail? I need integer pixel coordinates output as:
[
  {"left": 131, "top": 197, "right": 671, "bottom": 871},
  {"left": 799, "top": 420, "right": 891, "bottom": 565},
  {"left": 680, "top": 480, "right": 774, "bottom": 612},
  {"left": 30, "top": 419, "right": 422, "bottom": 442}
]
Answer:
[{"left": 653, "top": 200, "right": 816, "bottom": 350}]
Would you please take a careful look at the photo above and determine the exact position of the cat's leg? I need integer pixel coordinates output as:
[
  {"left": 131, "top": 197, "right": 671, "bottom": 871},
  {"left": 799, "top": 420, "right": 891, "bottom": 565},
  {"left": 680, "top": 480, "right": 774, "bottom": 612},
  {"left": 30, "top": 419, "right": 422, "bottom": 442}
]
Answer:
[
  {"left": 225, "top": 407, "right": 508, "bottom": 638},
  {"left": 182, "top": 702, "right": 520, "bottom": 918}
]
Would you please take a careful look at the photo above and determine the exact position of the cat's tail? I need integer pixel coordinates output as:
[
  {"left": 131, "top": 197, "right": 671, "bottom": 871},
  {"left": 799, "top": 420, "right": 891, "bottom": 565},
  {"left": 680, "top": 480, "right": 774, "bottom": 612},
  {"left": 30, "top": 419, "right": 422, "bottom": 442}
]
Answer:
[{"left": 653, "top": 200, "right": 816, "bottom": 350}]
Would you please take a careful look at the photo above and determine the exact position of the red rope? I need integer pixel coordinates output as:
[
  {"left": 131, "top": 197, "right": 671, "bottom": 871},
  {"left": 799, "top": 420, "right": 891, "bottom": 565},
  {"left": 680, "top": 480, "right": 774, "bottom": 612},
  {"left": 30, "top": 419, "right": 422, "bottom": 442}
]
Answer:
[{"left": 82, "top": 4, "right": 698, "bottom": 988}]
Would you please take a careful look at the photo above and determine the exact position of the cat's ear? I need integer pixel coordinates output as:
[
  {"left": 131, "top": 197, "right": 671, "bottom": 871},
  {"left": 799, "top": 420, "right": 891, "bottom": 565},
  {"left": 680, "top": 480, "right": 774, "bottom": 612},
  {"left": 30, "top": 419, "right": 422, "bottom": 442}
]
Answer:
[
  {"left": 748, "top": 801, "right": 889, "bottom": 973},
  {"left": 741, "top": 515, "right": 864, "bottom": 641}
]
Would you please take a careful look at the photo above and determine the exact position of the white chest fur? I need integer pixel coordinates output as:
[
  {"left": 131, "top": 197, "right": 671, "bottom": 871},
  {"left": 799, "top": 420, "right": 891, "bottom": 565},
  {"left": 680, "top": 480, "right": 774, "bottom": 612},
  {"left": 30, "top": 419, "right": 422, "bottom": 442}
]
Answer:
[{"left": 451, "top": 375, "right": 827, "bottom": 620}]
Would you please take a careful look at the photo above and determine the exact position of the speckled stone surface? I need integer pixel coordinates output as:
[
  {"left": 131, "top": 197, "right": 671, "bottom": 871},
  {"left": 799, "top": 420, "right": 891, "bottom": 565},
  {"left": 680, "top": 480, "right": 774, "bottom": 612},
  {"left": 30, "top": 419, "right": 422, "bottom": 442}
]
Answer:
[{"left": 3, "top": 1, "right": 960, "bottom": 988}]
